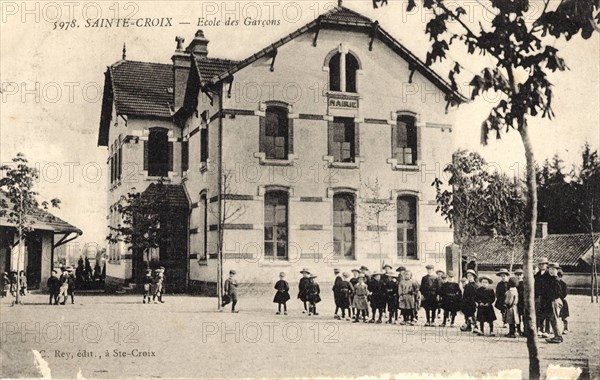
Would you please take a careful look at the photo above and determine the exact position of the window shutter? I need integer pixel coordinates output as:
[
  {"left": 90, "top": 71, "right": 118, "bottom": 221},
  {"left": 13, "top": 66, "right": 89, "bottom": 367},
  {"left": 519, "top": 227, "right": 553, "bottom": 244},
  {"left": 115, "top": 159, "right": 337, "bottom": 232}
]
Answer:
[
  {"left": 182, "top": 141, "right": 189, "bottom": 172},
  {"left": 168, "top": 142, "right": 174, "bottom": 172},
  {"left": 118, "top": 146, "right": 122, "bottom": 180},
  {"left": 354, "top": 122, "right": 360, "bottom": 159},
  {"left": 200, "top": 128, "right": 208, "bottom": 163},
  {"left": 416, "top": 125, "right": 421, "bottom": 162},
  {"left": 259, "top": 116, "right": 266, "bottom": 154},
  {"left": 109, "top": 156, "right": 114, "bottom": 183},
  {"left": 328, "top": 121, "right": 334, "bottom": 157},
  {"left": 143, "top": 141, "right": 148, "bottom": 170},
  {"left": 287, "top": 118, "right": 294, "bottom": 155},
  {"left": 391, "top": 123, "right": 397, "bottom": 160}
]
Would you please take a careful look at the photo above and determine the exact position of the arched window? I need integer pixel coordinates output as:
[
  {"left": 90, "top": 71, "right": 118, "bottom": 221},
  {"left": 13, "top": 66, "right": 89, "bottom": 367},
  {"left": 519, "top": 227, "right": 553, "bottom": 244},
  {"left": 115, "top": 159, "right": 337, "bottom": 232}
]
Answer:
[
  {"left": 393, "top": 114, "right": 418, "bottom": 165},
  {"left": 397, "top": 196, "right": 417, "bottom": 258},
  {"left": 328, "top": 51, "right": 359, "bottom": 93},
  {"left": 264, "top": 191, "right": 288, "bottom": 259},
  {"left": 333, "top": 193, "right": 355, "bottom": 258},
  {"left": 260, "top": 106, "right": 290, "bottom": 160}
]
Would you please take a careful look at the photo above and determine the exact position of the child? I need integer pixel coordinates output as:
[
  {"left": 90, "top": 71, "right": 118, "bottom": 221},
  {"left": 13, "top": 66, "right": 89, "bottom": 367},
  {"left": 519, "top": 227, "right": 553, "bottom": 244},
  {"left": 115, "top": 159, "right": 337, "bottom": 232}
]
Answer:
[
  {"left": 298, "top": 269, "right": 311, "bottom": 314},
  {"left": 385, "top": 272, "right": 399, "bottom": 324},
  {"left": 143, "top": 269, "right": 153, "bottom": 304},
  {"left": 349, "top": 269, "right": 360, "bottom": 318},
  {"left": 435, "top": 269, "right": 445, "bottom": 320},
  {"left": 439, "top": 271, "right": 462, "bottom": 327},
  {"left": 398, "top": 270, "right": 419, "bottom": 325},
  {"left": 368, "top": 271, "right": 385, "bottom": 323},
  {"left": 223, "top": 269, "right": 238, "bottom": 312},
  {"left": 273, "top": 272, "right": 290, "bottom": 315},
  {"left": 557, "top": 270, "right": 569, "bottom": 334},
  {"left": 494, "top": 268, "right": 510, "bottom": 327},
  {"left": 352, "top": 274, "right": 369, "bottom": 323},
  {"left": 18, "top": 270, "right": 27, "bottom": 296},
  {"left": 332, "top": 268, "right": 342, "bottom": 319},
  {"left": 0, "top": 272, "right": 8, "bottom": 298},
  {"left": 503, "top": 277, "right": 519, "bottom": 338},
  {"left": 514, "top": 269, "right": 525, "bottom": 335},
  {"left": 153, "top": 267, "right": 166, "bottom": 304},
  {"left": 475, "top": 275, "right": 496, "bottom": 336},
  {"left": 46, "top": 270, "right": 61, "bottom": 305},
  {"left": 58, "top": 268, "right": 70, "bottom": 305},
  {"left": 334, "top": 272, "right": 353, "bottom": 320},
  {"left": 307, "top": 274, "right": 321, "bottom": 316},
  {"left": 67, "top": 267, "right": 76, "bottom": 304},
  {"left": 420, "top": 265, "right": 439, "bottom": 326},
  {"left": 460, "top": 269, "right": 478, "bottom": 332}
]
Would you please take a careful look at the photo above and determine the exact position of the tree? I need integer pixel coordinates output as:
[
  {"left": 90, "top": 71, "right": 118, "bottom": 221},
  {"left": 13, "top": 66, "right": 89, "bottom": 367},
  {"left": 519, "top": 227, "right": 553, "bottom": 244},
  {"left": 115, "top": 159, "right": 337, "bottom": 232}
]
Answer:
[
  {"left": 359, "top": 177, "right": 395, "bottom": 269},
  {"left": 106, "top": 179, "right": 185, "bottom": 282},
  {"left": 375, "top": 1, "right": 599, "bottom": 376},
  {"left": 211, "top": 170, "right": 246, "bottom": 310},
  {"left": 0, "top": 153, "right": 61, "bottom": 306},
  {"left": 433, "top": 149, "right": 526, "bottom": 273}
]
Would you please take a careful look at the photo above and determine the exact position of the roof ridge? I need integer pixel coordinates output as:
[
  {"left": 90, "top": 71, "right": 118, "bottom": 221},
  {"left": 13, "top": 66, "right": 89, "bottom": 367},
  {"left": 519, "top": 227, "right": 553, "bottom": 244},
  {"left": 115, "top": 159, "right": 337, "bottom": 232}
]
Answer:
[{"left": 111, "top": 59, "right": 172, "bottom": 68}]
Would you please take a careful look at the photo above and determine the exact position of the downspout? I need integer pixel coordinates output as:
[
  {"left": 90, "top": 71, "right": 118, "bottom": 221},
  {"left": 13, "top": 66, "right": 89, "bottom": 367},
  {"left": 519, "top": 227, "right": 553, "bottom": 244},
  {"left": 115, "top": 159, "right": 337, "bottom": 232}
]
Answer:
[{"left": 217, "top": 83, "right": 224, "bottom": 308}]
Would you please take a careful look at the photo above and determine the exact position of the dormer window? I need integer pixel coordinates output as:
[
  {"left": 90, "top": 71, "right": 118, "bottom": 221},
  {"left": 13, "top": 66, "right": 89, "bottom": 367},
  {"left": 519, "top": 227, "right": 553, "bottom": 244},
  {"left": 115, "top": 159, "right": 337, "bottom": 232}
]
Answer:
[{"left": 328, "top": 51, "right": 359, "bottom": 93}]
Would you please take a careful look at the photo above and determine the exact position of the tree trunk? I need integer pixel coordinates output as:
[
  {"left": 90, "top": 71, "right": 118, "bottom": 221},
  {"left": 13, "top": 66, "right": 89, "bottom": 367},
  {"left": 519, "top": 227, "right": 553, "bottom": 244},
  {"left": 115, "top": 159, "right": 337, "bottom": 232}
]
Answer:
[{"left": 519, "top": 125, "right": 541, "bottom": 379}]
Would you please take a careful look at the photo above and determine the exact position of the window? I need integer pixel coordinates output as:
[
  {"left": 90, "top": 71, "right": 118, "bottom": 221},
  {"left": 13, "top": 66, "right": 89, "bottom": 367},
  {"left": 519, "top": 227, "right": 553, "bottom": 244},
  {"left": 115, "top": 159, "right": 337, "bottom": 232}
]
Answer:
[
  {"left": 394, "top": 115, "right": 418, "bottom": 165},
  {"left": 200, "top": 127, "right": 208, "bottom": 163},
  {"left": 260, "top": 106, "right": 291, "bottom": 160},
  {"left": 264, "top": 191, "right": 288, "bottom": 259},
  {"left": 328, "top": 51, "right": 359, "bottom": 93},
  {"left": 397, "top": 196, "right": 417, "bottom": 258},
  {"left": 182, "top": 140, "right": 189, "bottom": 172},
  {"left": 144, "top": 128, "right": 171, "bottom": 177},
  {"left": 117, "top": 146, "right": 122, "bottom": 180},
  {"left": 200, "top": 192, "right": 208, "bottom": 260},
  {"left": 333, "top": 193, "right": 355, "bottom": 258},
  {"left": 329, "top": 117, "right": 358, "bottom": 162}
]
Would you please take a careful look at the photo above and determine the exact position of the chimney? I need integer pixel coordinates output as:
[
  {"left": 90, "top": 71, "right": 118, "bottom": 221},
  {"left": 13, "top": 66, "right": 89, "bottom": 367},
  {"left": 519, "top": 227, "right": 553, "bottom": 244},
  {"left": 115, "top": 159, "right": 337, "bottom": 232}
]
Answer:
[
  {"left": 186, "top": 30, "right": 209, "bottom": 58},
  {"left": 535, "top": 222, "right": 548, "bottom": 239},
  {"left": 171, "top": 36, "right": 191, "bottom": 112}
]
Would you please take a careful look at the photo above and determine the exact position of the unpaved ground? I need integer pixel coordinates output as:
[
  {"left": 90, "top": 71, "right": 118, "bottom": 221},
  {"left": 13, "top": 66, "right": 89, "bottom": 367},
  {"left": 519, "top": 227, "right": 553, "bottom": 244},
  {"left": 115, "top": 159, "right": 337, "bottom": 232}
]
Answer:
[{"left": 1, "top": 292, "right": 598, "bottom": 379}]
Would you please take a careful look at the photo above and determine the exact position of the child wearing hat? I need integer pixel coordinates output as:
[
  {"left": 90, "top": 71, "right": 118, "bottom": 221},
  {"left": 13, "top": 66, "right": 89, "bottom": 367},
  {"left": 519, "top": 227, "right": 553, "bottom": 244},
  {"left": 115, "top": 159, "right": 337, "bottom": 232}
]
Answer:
[
  {"left": 335, "top": 272, "right": 354, "bottom": 320},
  {"left": 18, "top": 270, "right": 27, "bottom": 297},
  {"left": 332, "top": 268, "right": 343, "bottom": 319},
  {"left": 460, "top": 269, "right": 479, "bottom": 332},
  {"left": 368, "top": 272, "right": 386, "bottom": 323},
  {"left": 298, "top": 269, "right": 311, "bottom": 314},
  {"left": 439, "top": 271, "right": 462, "bottom": 327},
  {"left": 153, "top": 267, "right": 166, "bottom": 304},
  {"left": 420, "top": 264, "right": 439, "bottom": 326},
  {"left": 349, "top": 269, "right": 360, "bottom": 318},
  {"left": 143, "top": 269, "right": 154, "bottom": 304},
  {"left": 58, "top": 268, "right": 70, "bottom": 305},
  {"left": 434, "top": 270, "right": 445, "bottom": 320},
  {"left": 0, "top": 272, "right": 8, "bottom": 298},
  {"left": 385, "top": 272, "right": 399, "bottom": 324},
  {"left": 557, "top": 270, "right": 569, "bottom": 334},
  {"left": 273, "top": 272, "right": 290, "bottom": 315},
  {"left": 223, "top": 269, "right": 238, "bottom": 312},
  {"left": 67, "top": 267, "right": 76, "bottom": 304},
  {"left": 46, "top": 270, "right": 61, "bottom": 305},
  {"left": 494, "top": 268, "right": 510, "bottom": 326},
  {"left": 398, "top": 270, "right": 419, "bottom": 325},
  {"left": 475, "top": 275, "right": 497, "bottom": 336},
  {"left": 503, "top": 277, "right": 519, "bottom": 338},
  {"left": 352, "top": 274, "right": 369, "bottom": 323},
  {"left": 307, "top": 274, "right": 321, "bottom": 316}
]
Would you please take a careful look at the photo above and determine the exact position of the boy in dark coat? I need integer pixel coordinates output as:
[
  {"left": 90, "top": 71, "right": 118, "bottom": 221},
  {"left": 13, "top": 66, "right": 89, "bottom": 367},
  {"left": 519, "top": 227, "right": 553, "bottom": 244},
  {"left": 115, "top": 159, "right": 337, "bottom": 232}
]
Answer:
[
  {"left": 349, "top": 269, "right": 360, "bottom": 318},
  {"left": 368, "top": 272, "right": 386, "bottom": 323},
  {"left": 67, "top": 267, "right": 76, "bottom": 304},
  {"left": 494, "top": 268, "right": 510, "bottom": 326},
  {"left": 420, "top": 264, "right": 439, "bottom": 326},
  {"left": 273, "top": 272, "right": 290, "bottom": 315},
  {"left": 334, "top": 272, "right": 354, "bottom": 320},
  {"left": 0, "top": 272, "right": 8, "bottom": 298},
  {"left": 439, "top": 271, "right": 462, "bottom": 327},
  {"left": 332, "top": 268, "right": 343, "bottom": 319},
  {"left": 557, "top": 269, "right": 569, "bottom": 334},
  {"left": 460, "top": 269, "right": 478, "bottom": 332},
  {"left": 307, "top": 274, "right": 321, "bottom": 316},
  {"left": 385, "top": 272, "right": 399, "bottom": 324},
  {"left": 476, "top": 275, "right": 497, "bottom": 336},
  {"left": 298, "top": 269, "right": 311, "bottom": 313},
  {"left": 143, "top": 269, "right": 153, "bottom": 304},
  {"left": 223, "top": 269, "right": 238, "bottom": 312},
  {"left": 46, "top": 270, "right": 61, "bottom": 305}
]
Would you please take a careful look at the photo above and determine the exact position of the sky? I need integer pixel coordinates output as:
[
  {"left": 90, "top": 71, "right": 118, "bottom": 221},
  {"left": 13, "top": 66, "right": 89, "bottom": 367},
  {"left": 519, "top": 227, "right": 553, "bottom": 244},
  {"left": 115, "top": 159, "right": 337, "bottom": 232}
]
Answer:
[{"left": 1, "top": 0, "right": 599, "bottom": 249}]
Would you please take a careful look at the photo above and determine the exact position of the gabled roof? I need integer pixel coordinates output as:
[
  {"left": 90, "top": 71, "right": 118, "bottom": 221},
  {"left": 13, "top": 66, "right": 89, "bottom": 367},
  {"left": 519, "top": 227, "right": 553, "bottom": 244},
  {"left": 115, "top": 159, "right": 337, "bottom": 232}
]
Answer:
[
  {"left": 142, "top": 183, "right": 189, "bottom": 209},
  {"left": 195, "top": 57, "right": 239, "bottom": 84},
  {"left": 0, "top": 192, "right": 82, "bottom": 235},
  {"left": 205, "top": 6, "right": 467, "bottom": 103},
  {"left": 465, "top": 234, "right": 600, "bottom": 267},
  {"left": 98, "top": 60, "right": 173, "bottom": 146}
]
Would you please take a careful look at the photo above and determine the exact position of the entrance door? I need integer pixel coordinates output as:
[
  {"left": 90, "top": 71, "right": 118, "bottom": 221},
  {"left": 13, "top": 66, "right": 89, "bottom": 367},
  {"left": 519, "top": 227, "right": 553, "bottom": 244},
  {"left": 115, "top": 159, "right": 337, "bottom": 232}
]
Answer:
[{"left": 26, "top": 232, "right": 42, "bottom": 289}]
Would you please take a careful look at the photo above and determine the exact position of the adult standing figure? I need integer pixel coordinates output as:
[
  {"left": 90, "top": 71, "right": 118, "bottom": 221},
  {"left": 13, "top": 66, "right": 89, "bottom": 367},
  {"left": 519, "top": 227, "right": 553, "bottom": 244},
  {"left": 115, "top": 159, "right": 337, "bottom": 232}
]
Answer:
[
  {"left": 534, "top": 257, "right": 552, "bottom": 337},
  {"left": 420, "top": 264, "right": 439, "bottom": 326}
]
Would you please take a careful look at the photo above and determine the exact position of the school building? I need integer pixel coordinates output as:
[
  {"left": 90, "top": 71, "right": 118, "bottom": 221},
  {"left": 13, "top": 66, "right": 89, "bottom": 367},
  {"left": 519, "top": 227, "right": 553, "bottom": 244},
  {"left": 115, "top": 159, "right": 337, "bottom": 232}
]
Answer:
[{"left": 97, "top": 5, "right": 466, "bottom": 293}]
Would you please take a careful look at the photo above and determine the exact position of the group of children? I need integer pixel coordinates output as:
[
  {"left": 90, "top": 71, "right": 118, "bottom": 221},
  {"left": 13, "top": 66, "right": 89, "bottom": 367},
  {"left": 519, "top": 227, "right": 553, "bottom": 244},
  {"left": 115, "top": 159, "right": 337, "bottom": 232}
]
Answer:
[
  {"left": 46, "top": 266, "right": 76, "bottom": 305},
  {"left": 142, "top": 267, "right": 166, "bottom": 304},
  {"left": 0, "top": 271, "right": 28, "bottom": 299},
  {"left": 267, "top": 262, "right": 570, "bottom": 343}
]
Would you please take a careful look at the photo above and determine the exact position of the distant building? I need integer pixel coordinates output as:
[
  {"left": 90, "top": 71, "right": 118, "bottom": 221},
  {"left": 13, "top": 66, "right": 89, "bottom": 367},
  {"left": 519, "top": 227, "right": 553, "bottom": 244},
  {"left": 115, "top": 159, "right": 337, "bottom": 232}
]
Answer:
[
  {"left": 98, "top": 5, "right": 466, "bottom": 293},
  {"left": 0, "top": 192, "right": 82, "bottom": 290}
]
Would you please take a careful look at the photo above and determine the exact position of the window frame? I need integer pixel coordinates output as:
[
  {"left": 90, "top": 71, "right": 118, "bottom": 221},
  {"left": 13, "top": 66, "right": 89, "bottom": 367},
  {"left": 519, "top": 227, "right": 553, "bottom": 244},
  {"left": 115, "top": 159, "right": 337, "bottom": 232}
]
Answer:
[
  {"left": 147, "top": 127, "right": 171, "bottom": 177},
  {"left": 263, "top": 190, "right": 289, "bottom": 260},
  {"left": 396, "top": 195, "right": 418, "bottom": 259},
  {"left": 393, "top": 114, "right": 418, "bottom": 165},
  {"left": 260, "top": 106, "right": 290, "bottom": 160},
  {"left": 332, "top": 192, "right": 356, "bottom": 259}
]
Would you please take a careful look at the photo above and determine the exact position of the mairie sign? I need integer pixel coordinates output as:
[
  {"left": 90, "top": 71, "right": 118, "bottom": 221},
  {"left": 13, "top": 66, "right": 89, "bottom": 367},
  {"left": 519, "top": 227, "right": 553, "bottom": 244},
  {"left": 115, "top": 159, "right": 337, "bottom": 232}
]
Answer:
[{"left": 328, "top": 96, "right": 359, "bottom": 109}]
